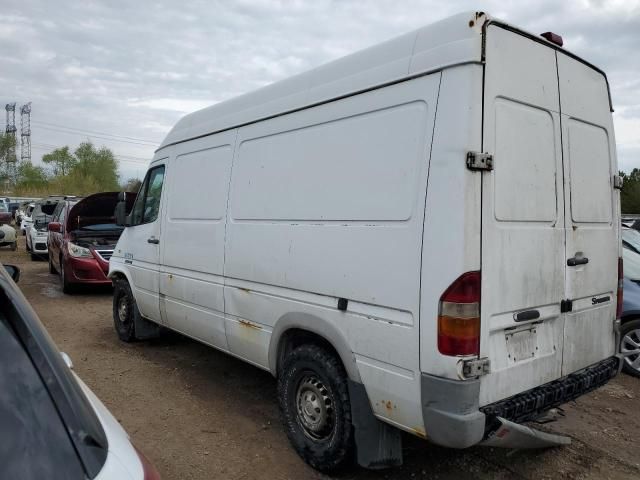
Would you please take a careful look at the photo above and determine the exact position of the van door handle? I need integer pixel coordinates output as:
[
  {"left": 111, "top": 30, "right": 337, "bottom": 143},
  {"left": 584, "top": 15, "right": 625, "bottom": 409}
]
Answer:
[
  {"left": 514, "top": 310, "right": 540, "bottom": 322},
  {"left": 147, "top": 237, "right": 160, "bottom": 244},
  {"left": 567, "top": 256, "right": 589, "bottom": 266}
]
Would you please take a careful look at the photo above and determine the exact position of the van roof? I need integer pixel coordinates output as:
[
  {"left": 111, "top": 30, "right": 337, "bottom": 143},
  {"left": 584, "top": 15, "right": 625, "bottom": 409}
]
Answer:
[{"left": 158, "top": 11, "right": 609, "bottom": 151}]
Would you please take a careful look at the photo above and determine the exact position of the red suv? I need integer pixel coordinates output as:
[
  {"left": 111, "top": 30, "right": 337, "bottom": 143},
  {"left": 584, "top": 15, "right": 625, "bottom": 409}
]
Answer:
[{"left": 48, "top": 192, "right": 134, "bottom": 293}]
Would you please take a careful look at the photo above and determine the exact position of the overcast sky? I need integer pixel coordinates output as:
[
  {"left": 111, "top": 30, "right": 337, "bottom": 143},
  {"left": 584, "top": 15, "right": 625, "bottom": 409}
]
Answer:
[{"left": 1, "top": 0, "right": 638, "bottom": 180}]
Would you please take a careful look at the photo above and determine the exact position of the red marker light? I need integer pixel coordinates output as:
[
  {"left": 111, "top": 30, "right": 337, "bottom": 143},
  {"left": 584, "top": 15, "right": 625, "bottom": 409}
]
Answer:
[{"left": 541, "top": 31, "right": 563, "bottom": 47}]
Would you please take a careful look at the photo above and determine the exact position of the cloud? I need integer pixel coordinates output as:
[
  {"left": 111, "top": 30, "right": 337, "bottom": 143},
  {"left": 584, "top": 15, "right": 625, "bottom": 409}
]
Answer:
[{"left": 1, "top": 0, "right": 638, "bottom": 181}]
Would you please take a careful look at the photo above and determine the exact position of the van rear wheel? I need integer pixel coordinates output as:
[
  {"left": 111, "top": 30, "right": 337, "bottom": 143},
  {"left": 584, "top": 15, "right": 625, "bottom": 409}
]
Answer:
[
  {"left": 277, "top": 344, "right": 353, "bottom": 471},
  {"left": 112, "top": 278, "right": 138, "bottom": 342}
]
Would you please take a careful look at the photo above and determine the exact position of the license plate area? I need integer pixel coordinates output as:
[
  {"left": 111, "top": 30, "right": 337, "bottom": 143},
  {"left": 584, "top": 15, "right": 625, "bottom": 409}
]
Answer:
[{"left": 505, "top": 325, "right": 538, "bottom": 364}]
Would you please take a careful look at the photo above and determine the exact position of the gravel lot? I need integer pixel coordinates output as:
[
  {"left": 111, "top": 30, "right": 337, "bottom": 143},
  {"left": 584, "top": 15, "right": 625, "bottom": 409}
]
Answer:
[{"left": 2, "top": 234, "right": 640, "bottom": 480}]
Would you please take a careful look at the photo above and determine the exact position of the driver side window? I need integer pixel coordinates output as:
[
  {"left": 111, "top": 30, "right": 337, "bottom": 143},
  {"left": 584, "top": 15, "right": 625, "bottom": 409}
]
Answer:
[{"left": 130, "top": 165, "right": 165, "bottom": 226}]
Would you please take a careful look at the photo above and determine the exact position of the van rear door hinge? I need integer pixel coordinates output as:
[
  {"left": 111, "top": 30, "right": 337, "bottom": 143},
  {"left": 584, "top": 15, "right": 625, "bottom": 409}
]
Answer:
[
  {"left": 462, "top": 357, "right": 491, "bottom": 378},
  {"left": 613, "top": 175, "right": 623, "bottom": 189},
  {"left": 560, "top": 299, "right": 573, "bottom": 313},
  {"left": 466, "top": 151, "right": 493, "bottom": 171}
]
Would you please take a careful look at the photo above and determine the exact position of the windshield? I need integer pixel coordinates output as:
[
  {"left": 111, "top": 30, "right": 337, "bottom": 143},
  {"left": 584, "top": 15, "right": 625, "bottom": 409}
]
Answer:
[
  {"left": 0, "top": 203, "right": 7, "bottom": 213},
  {"left": 622, "top": 228, "right": 640, "bottom": 254},
  {"left": 623, "top": 246, "right": 640, "bottom": 281}
]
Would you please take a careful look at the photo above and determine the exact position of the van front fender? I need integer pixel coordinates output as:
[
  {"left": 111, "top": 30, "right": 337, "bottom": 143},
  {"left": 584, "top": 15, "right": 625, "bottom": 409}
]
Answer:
[
  {"left": 268, "top": 312, "right": 361, "bottom": 383},
  {"left": 107, "top": 261, "right": 133, "bottom": 287}
]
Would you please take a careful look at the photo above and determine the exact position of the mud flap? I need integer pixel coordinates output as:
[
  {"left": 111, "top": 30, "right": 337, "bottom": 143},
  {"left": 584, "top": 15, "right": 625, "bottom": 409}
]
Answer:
[
  {"left": 134, "top": 315, "right": 160, "bottom": 340},
  {"left": 480, "top": 417, "right": 571, "bottom": 449},
  {"left": 348, "top": 380, "right": 403, "bottom": 469}
]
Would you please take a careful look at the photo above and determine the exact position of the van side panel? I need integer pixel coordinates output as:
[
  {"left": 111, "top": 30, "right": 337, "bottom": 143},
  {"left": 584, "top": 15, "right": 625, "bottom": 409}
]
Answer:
[
  {"left": 419, "top": 65, "right": 483, "bottom": 378},
  {"left": 159, "top": 132, "right": 236, "bottom": 351},
  {"left": 224, "top": 74, "right": 441, "bottom": 431}
]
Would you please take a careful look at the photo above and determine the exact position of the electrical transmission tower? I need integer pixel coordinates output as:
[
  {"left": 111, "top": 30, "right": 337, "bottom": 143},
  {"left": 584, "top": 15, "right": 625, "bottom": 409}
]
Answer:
[
  {"left": 5, "top": 103, "right": 18, "bottom": 184},
  {"left": 20, "top": 102, "right": 31, "bottom": 162}
]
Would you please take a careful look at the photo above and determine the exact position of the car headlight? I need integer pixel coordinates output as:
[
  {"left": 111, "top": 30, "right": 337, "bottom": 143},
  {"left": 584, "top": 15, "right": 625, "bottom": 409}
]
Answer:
[{"left": 68, "top": 242, "right": 92, "bottom": 258}]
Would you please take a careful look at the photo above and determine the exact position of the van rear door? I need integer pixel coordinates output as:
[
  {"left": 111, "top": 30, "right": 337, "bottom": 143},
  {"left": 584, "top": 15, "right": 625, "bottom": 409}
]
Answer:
[
  {"left": 478, "top": 25, "right": 618, "bottom": 406},
  {"left": 479, "top": 25, "right": 566, "bottom": 406},
  {"left": 557, "top": 53, "right": 618, "bottom": 375}
]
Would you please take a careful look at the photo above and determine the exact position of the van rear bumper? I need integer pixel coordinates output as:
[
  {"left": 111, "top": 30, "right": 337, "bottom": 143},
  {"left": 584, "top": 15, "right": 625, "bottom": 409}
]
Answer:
[
  {"left": 421, "top": 355, "right": 620, "bottom": 449},
  {"left": 480, "top": 355, "right": 620, "bottom": 426}
]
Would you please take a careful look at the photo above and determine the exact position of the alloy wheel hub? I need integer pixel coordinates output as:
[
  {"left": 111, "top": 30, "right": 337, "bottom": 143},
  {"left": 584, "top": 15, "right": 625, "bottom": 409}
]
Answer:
[{"left": 622, "top": 328, "right": 640, "bottom": 372}]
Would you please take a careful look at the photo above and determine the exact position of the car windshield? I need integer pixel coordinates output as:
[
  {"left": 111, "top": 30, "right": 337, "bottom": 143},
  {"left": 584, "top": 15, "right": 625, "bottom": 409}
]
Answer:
[
  {"left": 622, "top": 228, "right": 640, "bottom": 254},
  {"left": 33, "top": 215, "right": 53, "bottom": 230},
  {"left": 0, "top": 203, "right": 7, "bottom": 212},
  {"left": 623, "top": 245, "right": 640, "bottom": 281}
]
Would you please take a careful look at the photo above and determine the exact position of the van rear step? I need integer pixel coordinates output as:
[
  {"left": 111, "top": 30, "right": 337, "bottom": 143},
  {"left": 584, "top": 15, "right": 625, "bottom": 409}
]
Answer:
[{"left": 481, "top": 356, "right": 619, "bottom": 427}]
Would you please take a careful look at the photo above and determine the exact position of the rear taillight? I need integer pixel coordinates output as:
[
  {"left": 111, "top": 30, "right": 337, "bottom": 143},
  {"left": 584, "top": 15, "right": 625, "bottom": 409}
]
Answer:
[
  {"left": 617, "top": 257, "right": 623, "bottom": 320},
  {"left": 438, "top": 271, "right": 481, "bottom": 356},
  {"left": 134, "top": 445, "right": 161, "bottom": 480}
]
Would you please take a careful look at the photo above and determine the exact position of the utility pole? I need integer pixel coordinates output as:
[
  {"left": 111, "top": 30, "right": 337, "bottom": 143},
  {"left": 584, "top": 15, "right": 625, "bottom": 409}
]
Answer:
[
  {"left": 5, "top": 103, "right": 17, "bottom": 184},
  {"left": 20, "top": 102, "right": 31, "bottom": 162}
]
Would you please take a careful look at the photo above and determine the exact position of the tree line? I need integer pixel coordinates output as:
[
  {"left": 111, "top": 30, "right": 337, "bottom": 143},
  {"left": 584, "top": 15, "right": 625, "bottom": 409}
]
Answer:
[{"left": 0, "top": 133, "right": 142, "bottom": 196}]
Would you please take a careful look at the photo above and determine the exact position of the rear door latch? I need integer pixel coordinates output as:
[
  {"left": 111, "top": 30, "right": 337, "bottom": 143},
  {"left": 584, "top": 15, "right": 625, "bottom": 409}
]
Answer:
[
  {"left": 466, "top": 152, "right": 493, "bottom": 171},
  {"left": 462, "top": 357, "right": 491, "bottom": 378}
]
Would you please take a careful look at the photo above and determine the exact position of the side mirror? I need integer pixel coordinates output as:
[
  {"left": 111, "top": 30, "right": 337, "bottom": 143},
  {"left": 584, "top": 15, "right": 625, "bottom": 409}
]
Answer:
[
  {"left": 115, "top": 196, "right": 129, "bottom": 227},
  {"left": 48, "top": 222, "right": 61, "bottom": 233},
  {"left": 3, "top": 264, "right": 20, "bottom": 283}
]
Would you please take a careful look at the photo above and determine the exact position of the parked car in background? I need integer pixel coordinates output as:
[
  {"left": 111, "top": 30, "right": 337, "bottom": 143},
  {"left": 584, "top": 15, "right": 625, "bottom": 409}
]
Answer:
[
  {"left": 48, "top": 193, "right": 135, "bottom": 293},
  {"left": 8, "top": 202, "right": 19, "bottom": 221},
  {"left": 0, "top": 201, "right": 12, "bottom": 225},
  {"left": 0, "top": 222, "right": 17, "bottom": 251},
  {"left": 621, "top": 242, "right": 640, "bottom": 378},
  {"left": 26, "top": 198, "right": 61, "bottom": 261},
  {"left": 0, "top": 260, "right": 160, "bottom": 479},
  {"left": 20, "top": 203, "right": 36, "bottom": 235}
]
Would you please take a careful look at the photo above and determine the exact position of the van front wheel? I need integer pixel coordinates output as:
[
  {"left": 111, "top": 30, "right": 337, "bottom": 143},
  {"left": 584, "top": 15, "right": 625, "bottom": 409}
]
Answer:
[
  {"left": 112, "top": 278, "right": 138, "bottom": 342},
  {"left": 277, "top": 344, "right": 354, "bottom": 471}
]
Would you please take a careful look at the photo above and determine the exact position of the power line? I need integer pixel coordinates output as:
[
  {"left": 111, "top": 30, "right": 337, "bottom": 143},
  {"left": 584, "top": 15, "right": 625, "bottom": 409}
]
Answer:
[
  {"left": 32, "top": 120, "right": 160, "bottom": 144},
  {"left": 33, "top": 123, "right": 158, "bottom": 146}
]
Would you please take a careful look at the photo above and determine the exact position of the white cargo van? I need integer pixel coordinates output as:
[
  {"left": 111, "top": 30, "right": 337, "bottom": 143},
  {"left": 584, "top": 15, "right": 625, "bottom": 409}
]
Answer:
[{"left": 110, "top": 11, "right": 622, "bottom": 470}]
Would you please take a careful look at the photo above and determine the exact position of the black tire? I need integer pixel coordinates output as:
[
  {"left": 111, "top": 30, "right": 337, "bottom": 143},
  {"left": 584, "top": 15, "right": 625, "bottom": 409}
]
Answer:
[
  {"left": 112, "top": 277, "right": 138, "bottom": 342},
  {"left": 48, "top": 254, "right": 57, "bottom": 274},
  {"left": 621, "top": 319, "right": 640, "bottom": 378},
  {"left": 277, "top": 344, "right": 354, "bottom": 472},
  {"left": 60, "top": 259, "right": 75, "bottom": 294}
]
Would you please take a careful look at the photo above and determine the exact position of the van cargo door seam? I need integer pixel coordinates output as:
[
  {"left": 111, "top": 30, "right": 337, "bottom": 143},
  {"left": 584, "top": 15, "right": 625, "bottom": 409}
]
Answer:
[
  {"left": 554, "top": 50, "right": 569, "bottom": 372},
  {"left": 222, "top": 129, "right": 241, "bottom": 326},
  {"left": 418, "top": 71, "right": 443, "bottom": 368}
]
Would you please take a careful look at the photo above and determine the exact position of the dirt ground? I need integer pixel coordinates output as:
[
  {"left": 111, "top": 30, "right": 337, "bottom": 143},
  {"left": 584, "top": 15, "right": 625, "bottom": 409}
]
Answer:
[{"left": 2, "top": 234, "right": 640, "bottom": 480}]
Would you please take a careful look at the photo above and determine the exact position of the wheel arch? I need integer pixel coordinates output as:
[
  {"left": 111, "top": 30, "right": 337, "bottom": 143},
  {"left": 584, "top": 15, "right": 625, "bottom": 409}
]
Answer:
[
  {"left": 269, "top": 312, "right": 361, "bottom": 383},
  {"left": 621, "top": 313, "right": 640, "bottom": 325},
  {"left": 108, "top": 267, "right": 133, "bottom": 287}
]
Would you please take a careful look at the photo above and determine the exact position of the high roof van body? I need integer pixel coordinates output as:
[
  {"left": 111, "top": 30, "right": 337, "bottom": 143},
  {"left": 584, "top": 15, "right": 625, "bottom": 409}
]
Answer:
[{"left": 110, "top": 12, "right": 622, "bottom": 470}]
